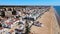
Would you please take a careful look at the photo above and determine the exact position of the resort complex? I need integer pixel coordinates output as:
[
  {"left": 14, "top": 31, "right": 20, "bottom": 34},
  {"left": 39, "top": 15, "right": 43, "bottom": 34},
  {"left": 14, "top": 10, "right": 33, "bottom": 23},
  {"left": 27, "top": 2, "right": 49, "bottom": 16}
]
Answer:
[{"left": 0, "top": 6, "right": 60, "bottom": 34}]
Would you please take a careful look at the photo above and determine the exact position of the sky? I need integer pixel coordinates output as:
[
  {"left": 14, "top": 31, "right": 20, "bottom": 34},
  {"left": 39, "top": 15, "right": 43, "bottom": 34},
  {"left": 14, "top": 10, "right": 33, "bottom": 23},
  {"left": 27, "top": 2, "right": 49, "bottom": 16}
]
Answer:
[{"left": 0, "top": 0, "right": 60, "bottom": 5}]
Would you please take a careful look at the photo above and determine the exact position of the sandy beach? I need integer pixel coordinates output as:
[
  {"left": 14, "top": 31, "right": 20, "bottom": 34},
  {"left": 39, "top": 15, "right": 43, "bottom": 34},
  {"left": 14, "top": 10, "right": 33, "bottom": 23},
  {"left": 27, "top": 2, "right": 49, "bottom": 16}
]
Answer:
[{"left": 30, "top": 7, "right": 60, "bottom": 34}]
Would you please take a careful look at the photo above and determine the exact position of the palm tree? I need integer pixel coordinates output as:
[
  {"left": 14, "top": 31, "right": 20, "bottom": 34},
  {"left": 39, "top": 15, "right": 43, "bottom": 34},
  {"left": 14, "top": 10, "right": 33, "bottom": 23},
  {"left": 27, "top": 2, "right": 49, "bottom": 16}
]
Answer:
[
  {"left": 25, "top": 20, "right": 30, "bottom": 34},
  {"left": 0, "top": 23, "right": 2, "bottom": 28}
]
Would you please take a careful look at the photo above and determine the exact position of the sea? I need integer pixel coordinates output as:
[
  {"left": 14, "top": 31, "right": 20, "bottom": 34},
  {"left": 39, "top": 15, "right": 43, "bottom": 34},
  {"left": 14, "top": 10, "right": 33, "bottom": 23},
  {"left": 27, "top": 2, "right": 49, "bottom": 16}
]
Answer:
[
  {"left": 54, "top": 6, "right": 60, "bottom": 24},
  {"left": 54, "top": 6, "right": 60, "bottom": 16}
]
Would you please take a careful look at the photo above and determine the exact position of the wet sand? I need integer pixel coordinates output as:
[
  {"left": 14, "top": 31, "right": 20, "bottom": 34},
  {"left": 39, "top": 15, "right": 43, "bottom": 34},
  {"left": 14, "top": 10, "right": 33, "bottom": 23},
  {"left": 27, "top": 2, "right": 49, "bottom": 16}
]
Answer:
[
  {"left": 54, "top": 9, "right": 60, "bottom": 27},
  {"left": 30, "top": 7, "right": 60, "bottom": 34}
]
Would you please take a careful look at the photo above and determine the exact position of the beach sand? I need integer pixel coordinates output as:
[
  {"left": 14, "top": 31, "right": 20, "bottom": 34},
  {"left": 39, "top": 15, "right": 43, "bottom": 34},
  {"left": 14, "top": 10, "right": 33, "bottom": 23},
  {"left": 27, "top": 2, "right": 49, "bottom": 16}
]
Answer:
[{"left": 30, "top": 7, "right": 60, "bottom": 34}]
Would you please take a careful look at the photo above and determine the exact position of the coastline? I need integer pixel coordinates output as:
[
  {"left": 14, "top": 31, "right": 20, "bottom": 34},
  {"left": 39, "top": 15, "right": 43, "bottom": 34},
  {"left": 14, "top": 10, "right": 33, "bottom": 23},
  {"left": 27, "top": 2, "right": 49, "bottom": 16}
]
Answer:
[
  {"left": 30, "top": 7, "right": 60, "bottom": 34},
  {"left": 54, "top": 8, "right": 60, "bottom": 27}
]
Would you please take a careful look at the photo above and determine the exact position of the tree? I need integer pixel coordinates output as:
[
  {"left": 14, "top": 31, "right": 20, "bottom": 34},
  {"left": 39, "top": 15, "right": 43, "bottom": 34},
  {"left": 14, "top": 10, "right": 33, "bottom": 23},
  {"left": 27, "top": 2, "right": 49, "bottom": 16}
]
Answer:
[
  {"left": 0, "top": 23, "right": 2, "bottom": 27},
  {"left": 25, "top": 20, "right": 30, "bottom": 34}
]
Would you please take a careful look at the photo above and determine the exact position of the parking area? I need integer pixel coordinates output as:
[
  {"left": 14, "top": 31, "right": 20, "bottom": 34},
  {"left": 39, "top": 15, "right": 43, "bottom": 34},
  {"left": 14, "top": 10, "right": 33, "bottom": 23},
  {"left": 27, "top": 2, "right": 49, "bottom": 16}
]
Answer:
[{"left": 0, "top": 6, "right": 50, "bottom": 34}]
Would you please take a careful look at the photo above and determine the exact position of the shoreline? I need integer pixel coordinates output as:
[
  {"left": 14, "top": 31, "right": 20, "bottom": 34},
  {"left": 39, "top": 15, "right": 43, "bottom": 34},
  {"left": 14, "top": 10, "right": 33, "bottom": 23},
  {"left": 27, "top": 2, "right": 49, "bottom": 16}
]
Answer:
[
  {"left": 53, "top": 8, "right": 60, "bottom": 27},
  {"left": 30, "top": 7, "right": 60, "bottom": 34}
]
